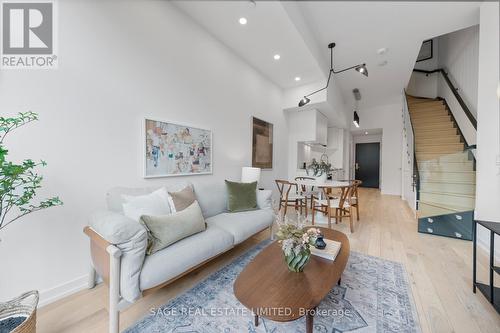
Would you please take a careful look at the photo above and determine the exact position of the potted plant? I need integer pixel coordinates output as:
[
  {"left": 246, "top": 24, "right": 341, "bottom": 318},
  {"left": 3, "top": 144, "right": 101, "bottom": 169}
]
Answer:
[
  {"left": 0, "top": 112, "right": 62, "bottom": 333},
  {"left": 275, "top": 213, "right": 321, "bottom": 272},
  {"left": 306, "top": 158, "right": 331, "bottom": 183}
]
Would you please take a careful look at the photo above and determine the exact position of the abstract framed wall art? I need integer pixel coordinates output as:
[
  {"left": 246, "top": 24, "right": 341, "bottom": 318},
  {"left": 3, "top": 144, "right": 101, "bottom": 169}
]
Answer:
[
  {"left": 251, "top": 117, "right": 273, "bottom": 169},
  {"left": 144, "top": 118, "right": 212, "bottom": 178}
]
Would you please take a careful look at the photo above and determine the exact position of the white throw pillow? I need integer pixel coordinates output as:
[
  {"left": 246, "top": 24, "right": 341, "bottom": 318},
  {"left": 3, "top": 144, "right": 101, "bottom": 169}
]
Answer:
[
  {"left": 257, "top": 190, "right": 273, "bottom": 209},
  {"left": 167, "top": 195, "right": 177, "bottom": 213},
  {"left": 122, "top": 188, "right": 171, "bottom": 222}
]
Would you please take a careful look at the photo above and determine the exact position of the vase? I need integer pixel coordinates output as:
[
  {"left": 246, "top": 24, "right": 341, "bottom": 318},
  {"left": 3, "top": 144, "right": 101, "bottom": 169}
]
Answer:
[
  {"left": 284, "top": 248, "right": 311, "bottom": 272},
  {"left": 315, "top": 235, "right": 327, "bottom": 249},
  {"left": 314, "top": 173, "right": 327, "bottom": 183}
]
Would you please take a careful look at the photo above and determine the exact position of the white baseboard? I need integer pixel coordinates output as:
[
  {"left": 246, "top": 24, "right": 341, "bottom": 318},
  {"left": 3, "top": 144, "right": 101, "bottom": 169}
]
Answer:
[{"left": 38, "top": 274, "right": 89, "bottom": 308}]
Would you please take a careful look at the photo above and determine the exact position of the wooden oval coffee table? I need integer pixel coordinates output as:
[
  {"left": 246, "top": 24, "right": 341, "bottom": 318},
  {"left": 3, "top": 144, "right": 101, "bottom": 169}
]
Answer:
[{"left": 234, "top": 227, "right": 350, "bottom": 333}]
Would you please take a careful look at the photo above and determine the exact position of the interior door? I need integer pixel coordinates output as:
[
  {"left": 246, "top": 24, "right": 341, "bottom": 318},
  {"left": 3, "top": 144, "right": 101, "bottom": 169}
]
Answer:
[{"left": 355, "top": 143, "right": 380, "bottom": 188}]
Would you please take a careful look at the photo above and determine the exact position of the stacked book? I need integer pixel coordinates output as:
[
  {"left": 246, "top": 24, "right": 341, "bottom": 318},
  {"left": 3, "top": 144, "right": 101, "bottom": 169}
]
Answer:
[{"left": 311, "top": 239, "right": 342, "bottom": 261}]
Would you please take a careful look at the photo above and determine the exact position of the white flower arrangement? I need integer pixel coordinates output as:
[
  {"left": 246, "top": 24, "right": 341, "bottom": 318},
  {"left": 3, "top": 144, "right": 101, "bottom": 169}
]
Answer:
[{"left": 275, "top": 211, "right": 321, "bottom": 257}]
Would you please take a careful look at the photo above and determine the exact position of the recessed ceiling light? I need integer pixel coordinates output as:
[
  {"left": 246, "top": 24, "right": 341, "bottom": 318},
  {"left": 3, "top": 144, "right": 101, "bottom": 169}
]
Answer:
[
  {"left": 295, "top": 77, "right": 301, "bottom": 81},
  {"left": 239, "top": 17, "right": 247, "bottom": 25},
  {"left": 365, "top": 131, "right": 369, "bottom": 135},
  {"left": 377, "top": 47, "right": 388, "bottom": 55},
  {"left": 273, "top": 54, "right": 280, "bottom": 60}
]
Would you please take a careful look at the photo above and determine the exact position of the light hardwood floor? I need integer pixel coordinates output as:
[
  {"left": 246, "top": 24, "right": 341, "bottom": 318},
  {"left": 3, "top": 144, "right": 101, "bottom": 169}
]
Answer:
[{"left": 37, "top": 189, "right": 500, "bottom": 332}]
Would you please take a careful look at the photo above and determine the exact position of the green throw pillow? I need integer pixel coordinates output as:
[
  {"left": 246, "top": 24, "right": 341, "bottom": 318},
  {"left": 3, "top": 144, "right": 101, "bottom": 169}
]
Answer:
[
  {"left": 140, "top": 201, "right": 206, "bottom": 255},
  {"left": 225, "top": 180, "right": 258, "bottom": 212}
]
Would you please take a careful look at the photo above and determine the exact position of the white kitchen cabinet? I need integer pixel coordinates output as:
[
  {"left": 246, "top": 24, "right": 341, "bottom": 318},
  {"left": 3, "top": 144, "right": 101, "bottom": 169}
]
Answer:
[
  {"left": 288, "top": 109, "right": 328, "bottom": 145},
  {"left": 315, "top": 112, "right": 328, "bottom": 145},
  {"left": 327, "top": 127, "right": 343, "bottom": 150}
]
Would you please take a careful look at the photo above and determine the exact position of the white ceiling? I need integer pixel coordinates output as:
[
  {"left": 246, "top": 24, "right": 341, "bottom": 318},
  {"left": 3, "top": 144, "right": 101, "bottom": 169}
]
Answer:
[
  {"left": 174, "top": 1, "right": 480, "bottom": 108},
  {"left": 173, "top": 1, "right": 325, "bottom": 89},
  {"left": 292, "top": 1, "right": 480, "bottom": 107}
]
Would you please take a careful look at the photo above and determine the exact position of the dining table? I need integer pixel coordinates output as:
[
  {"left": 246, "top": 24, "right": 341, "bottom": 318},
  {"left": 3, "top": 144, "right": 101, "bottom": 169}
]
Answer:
[
  {"left": 292, "top": 179, "right": 352, "bottom": 188},
  {"left": 292, "top": 179, "right": 354, "bottom": 199}
]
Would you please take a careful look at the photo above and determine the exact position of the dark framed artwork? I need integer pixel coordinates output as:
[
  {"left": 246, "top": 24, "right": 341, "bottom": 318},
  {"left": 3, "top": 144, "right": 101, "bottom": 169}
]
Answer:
[
  {"left": 252, "top": 117, "right": 273, "bottom": 169},
  {"left": 416, "top": 39, "right": 433, "bottom": 62}
]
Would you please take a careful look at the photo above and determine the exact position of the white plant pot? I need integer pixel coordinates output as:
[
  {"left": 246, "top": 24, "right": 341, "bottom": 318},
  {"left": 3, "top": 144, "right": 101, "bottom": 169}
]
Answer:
[{"left": 314, "top": 173, "right": 327, "bottom": 183}]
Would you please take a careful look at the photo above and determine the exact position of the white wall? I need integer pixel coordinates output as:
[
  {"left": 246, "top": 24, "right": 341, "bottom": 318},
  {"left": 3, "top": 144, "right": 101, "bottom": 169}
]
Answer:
[
  {"left": 437, "top": 25, "right": 479, "bottom": 146},
  {"left": 406, "top": 37, "right": 439, "bottom": 98},
  {"left": 0, "top": 0, "right": 288, "bottom": 305},
  {"left": 474, "top": 2, "right": 500, "bottom": 249},
  {"left": 438, "top": 25, "right": 479, "bottom": 117},
  {"left": 350, "top": 103, "right": 403, "bottom": 195},
  {"left": 342, "top": 129, "right": 352, "bottom": 180}
]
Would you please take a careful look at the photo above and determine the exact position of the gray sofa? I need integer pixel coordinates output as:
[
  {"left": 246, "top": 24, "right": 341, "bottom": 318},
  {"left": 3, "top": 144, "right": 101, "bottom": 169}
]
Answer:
[{"left": 84, "top": 181, "right": 274, "bottom": 333}]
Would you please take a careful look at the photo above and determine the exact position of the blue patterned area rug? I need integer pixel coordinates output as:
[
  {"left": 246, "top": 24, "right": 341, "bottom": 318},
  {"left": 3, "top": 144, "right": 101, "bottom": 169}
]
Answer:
[{"left": 125, "top": 240, "right": 420, "bottom": 333}]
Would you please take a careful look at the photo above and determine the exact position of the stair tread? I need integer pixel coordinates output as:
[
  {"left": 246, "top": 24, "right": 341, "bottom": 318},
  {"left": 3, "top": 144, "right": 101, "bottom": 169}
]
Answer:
[
  {"left": 410, "top": 110, "right": 448, "bottom": 113},
  {"left": 419, "top": 179, "right": 476, "bottom": 185},
  {"left": 412, "top": 116, "right": 450, "bottom": 120},
  {"left": 414, "top": 123, "right": 454, "bottom": 128},
  {"left": 420, "top": 190, "right": 475, "bottom": 198},
  {"left": 416, "top": 143, "right": 463, "bottom": 147},
  {"left": 410, "top": 104, "right": 446, "bottom": 108},
  {"left": 408, "top": 99, "right": 443, "bottom": 104},
  {"left": 418, "top": 161, "right": 473, "bottom": 164},
  {"left": 419, "top": 169, "right": 475, "bottom": 173},
  {"left": 410, "top": 107, "right": 447, "bottom": 112},
  {"left": 416, "top": 137, "right": 461, "bottom": 140},
  {"left": 416, "top": 152, "right": 467, "bottom": 156},
  {"left": 418, "top": 200, "right": 473, "bottom": 212},
  {"left": 417, "top": 142, "right": 462, "bottom": 145},
  {"left": 414, "top": 127, "right": 456, "bottom": 131}
]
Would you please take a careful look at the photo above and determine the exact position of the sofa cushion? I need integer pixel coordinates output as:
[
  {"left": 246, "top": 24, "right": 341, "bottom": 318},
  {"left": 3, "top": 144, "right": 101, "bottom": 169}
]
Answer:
[
  {"left": 168, "top": 185, "right": 196, "bottom": 212},
  {"left": 225, "top": 180, "right": 258, "bottom": 212},
  {"left": 140, "top": 201, "right": 206, "bottom": 255},
  {"left": 206, "top": 209, "right": 274, "bottom": 245},
  {"left": 107, "top": 187, "right": 153, "bottom": 213},
  {"left": 139, "top": 225, "right": 233, "bottom": 291},
  {"left": 122, "top": 188, "right": 172, "bottom": 221},
  {"left": 106, "top": 184, "right": 189, "bottom": 213},
  {"left": 193, "top": 182, "right": 227, "bottom": 218}
]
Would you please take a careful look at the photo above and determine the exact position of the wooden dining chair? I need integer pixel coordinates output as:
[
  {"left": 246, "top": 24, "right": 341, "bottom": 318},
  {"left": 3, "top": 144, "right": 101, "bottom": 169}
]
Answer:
[
  {"left": 312, "top": 185, "right": 355, "bottom": 232},
  {"left": 275, "top": 180, "right": 307, "bottom": 217},
  {"left": 294, "top": 176, "right": 319, "bottom": 210},
  {"left": 337, "top": 179, "right": 362, "bottom": 221},
  {"left": 351, "top": 180, "right": 362, "bottom": 221}
]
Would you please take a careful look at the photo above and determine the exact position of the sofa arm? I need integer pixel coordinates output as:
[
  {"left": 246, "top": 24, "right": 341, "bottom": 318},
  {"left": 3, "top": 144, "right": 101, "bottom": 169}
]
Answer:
[
  {"left": 89, "top": 211, "right": 145, "bottom": 244},
  {"left": 86, "top": 211, "right": 148, "bottom": 302}
]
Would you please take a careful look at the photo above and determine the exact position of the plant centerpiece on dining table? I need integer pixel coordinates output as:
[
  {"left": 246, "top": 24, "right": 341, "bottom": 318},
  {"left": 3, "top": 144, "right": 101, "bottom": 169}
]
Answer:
[
  {"left": 306, "top": 158, "right": 331, "bottom": 182},
  {"left": 275, "top": 213, "right": 321, "bottom": 272}
]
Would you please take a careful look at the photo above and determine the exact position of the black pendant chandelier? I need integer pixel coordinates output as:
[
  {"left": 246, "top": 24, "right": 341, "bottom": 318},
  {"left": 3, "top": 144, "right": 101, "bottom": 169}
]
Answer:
[{"left": 298, "top": 42, "right": 368, "bottom": 107}]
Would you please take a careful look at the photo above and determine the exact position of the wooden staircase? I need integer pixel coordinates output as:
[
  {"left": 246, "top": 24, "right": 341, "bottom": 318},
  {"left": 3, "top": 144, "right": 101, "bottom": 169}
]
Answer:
[{"left": 407, "top": 95, "right": 476, "bottom": 218}]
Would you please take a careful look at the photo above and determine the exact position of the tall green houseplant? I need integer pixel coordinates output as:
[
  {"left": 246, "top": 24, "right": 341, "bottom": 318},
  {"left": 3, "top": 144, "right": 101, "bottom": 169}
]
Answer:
[{"left": 0, "top": 112, "right": 62, "bottom": 232}]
